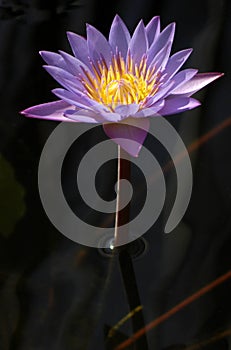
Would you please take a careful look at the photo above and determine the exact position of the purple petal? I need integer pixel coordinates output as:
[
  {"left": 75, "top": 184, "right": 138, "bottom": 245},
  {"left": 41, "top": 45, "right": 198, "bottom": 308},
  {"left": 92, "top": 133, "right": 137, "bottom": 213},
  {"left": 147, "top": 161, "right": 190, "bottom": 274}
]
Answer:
[
  {"left": 149, "top": 42, "right": 172, "bottom": 73},
  {"left": 171, "top": 68, "right": 198, "bottom": 92},
  {"left": 56, "top": 89, "right": 114, "bottom": 117},
  {"left": 133, "top": 100, "right": 164, "bottom": 117},
  {"left": 147, "top": 22, "right": 175, "bottom": 65},
  {"left": 66, "top": 32, "right": 90, "bottom": 66},
  {"left": 164, "top": 48, "right": 193, "bottom": 80},
  {"left": 96, "top": 110, "right": 122, "bottom": 122},
  {"left": 86, "top": 24, "right": 112, "bottom": 65},
  {"left": 76, "top": 97, "right": 121, "bottom": 120},
  {"left": 64, "top": 109, "right": 105, "bottom": 123},
  {"left": 128, "top": 20, "right": 148, "bottom": 64},
  {"left": 61, "top": 87, "right": 119, "bottom": 119},
  {"left": 39, "top": 51, "right": 67, "bottom": 70},
  {"left": 159, "top": 96, "right": 201, "bottom": 115},
  {"left": 103, "top": 118, "right": 150, "bottom": 157},
  {"left": 114, "top": 103, "right": 139, "bottom": 118},
  {"left": 52, "top": 88, "right": 91, "bottom": 109},
  {"left": 144, "top": 80, "right": 175, "bottom": 107},
  {"left": 171, "top": 72, "right": 224, "bottom": 96},
  {"left": 145, "top": 16, "right": 160, "bottom": 46},
  {"left": 68, "top": 92, "right": 122, "bottom": 120},
  {"left": 43, "top": 65, "right": 84, "bottom": 93},
  {"left": 21, "top": 100, "right": 72, "bottom": 121},
  {"left": 59, "top": 50, "right": 92, "bottom": 77},
  {"left": 109, "top": 15, "right": 131, "bottom": 58},
  {"left": 52, "top": 89, "right": 121, "bottom": 122}
]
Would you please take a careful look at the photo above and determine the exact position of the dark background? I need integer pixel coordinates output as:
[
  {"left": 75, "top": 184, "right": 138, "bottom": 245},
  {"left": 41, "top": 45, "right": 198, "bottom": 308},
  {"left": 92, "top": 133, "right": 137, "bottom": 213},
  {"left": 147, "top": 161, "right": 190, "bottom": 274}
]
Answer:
[{"left": 0, "top": 0, "right": 231, "bottom": 349}]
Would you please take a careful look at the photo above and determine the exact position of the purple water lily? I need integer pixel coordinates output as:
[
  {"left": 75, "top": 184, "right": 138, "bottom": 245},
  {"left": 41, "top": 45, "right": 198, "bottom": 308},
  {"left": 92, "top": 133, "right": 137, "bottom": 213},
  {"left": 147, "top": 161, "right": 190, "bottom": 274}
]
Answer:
[{"left": 21, "top": 15, "right": 222, "bottom": 157}]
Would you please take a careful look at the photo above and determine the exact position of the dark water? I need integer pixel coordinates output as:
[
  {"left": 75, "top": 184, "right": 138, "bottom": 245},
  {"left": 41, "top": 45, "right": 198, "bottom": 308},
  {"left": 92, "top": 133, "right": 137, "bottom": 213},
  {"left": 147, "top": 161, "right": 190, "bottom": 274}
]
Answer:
[{"left": 0, "top": 0, "right": 231, "bottom": 349}]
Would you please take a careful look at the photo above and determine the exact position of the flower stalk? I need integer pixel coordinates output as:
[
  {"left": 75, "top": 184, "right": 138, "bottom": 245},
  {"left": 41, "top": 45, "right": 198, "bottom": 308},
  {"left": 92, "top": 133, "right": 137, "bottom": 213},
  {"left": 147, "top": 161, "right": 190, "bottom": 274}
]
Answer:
[
  {"left": 114, "top": 146, "right": 149, "bottom": 349},
  {"left": 114, "top": 145, "right": 131, "bottom": 246}
]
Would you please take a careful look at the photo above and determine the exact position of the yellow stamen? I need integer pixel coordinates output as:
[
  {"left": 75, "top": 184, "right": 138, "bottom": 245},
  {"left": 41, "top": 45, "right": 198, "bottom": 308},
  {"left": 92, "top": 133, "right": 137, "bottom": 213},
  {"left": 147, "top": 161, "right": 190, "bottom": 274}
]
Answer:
[{"left": 81, "top": 54, "right": 159, "bottom": 110}]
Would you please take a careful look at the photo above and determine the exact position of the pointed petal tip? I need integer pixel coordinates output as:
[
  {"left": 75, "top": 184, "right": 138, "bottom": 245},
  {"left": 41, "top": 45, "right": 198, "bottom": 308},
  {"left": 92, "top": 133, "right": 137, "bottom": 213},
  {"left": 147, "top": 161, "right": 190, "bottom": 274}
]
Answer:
[
  {"left": 194, "top": 100, "right": 201, "bottom": 107},
  {"left": 51, "top": 88, "right": 58, "bottom": 94},
  {"left": 186, "top": 48, "right": 193, "bottom": 54},
  {"left": 136, "top": 19, "right": 145, "bottom": 29},
  {"left": 85, "top": 23, "right": 92, "bottom": 33},
  {"left": 201, "top": 71, "right": 224, "bottom": 79},
  {"left": 66, "top": 31, "right": 74, "bottom": 41},
  {"left": 166, "top": 21, "right": 176, "bottom": 36},
  {"left": 66, "top": 31, "right": 86, "bottom": 40},
  {"left": 114, "top": 14, "right": 122, "bottom": 21},
  {"left": 202, "top": 72, "right": 224, "bottom": 78},
  {"left": 20, "top": 107, "right": 35, "bottom": 117},
  {"left": 66, "top": 31, "right": 75, "bottom": 36},
  {"left": 172, "top": 71, "right": 224, "bottom": 95},
  {"left": 42, "top": 65, "right": 54, "bottom": 74},
  {"left": 113, "top": 14, "right": 128, "bottom": 26},
  {"left": 39, "top": 51, "right": 50, "bottom": 60},
  {"left": 112, "top": 14, "right": 127, "bottom": 30},
  {"left": 215, "top": 72, "right": 224, "bottom": 78},
  {"left": 151, "top": 15, "right": 160, "bottom": 23},
  {"left": 146, "top": 15, "right": 160, "bottom": 27},
  {"left": 86, "top": 23, "right": 93, "bottom": 31},
  {"left": 152, "top": 15, "right": 160, "bottom": 20},
  {"left": 164, "top": 21, "right": 176, "bottom": 31},
  {"left": 170, "top": 22, "right": 176, "bottom": 36}
]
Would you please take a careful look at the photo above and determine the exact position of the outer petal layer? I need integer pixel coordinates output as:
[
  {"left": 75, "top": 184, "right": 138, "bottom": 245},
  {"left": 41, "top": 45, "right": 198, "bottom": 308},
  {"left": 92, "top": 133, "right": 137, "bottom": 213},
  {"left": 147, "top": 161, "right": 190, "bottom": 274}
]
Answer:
[
  {"left": 133, "top": 100, "right": 164, "bottom": 117},
  {"left": 171, "top": 72, "right": 224, "bottom": 96},
  {"left": 171, "top": 69, "right": 198, "bottom": 91},
  {"left": 21, "top": 100, "right": 72, "bottom": 121},
  {"left": 103, "top": 118, "right": 150, "bottom": 157},
  {"left": 159, "top": 96, "right": 201, "bottom": 115},
  {"left": 64, "top": 109, "right": 106, "bottom": 123}
]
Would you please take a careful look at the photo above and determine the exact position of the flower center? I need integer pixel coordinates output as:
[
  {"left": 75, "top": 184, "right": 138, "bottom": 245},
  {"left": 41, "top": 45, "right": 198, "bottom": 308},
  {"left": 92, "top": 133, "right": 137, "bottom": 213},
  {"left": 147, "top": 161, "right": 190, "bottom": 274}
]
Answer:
[{"left": 81, "top": 54, "right": 159, "bottom": 110}]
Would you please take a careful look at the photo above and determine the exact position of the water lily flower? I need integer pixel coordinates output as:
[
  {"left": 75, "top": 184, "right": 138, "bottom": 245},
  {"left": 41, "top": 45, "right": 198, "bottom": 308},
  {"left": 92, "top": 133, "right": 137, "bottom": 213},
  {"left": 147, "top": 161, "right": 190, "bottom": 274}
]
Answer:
[{"left": 21, "top": 15, "right": 223, "bottom": 157}]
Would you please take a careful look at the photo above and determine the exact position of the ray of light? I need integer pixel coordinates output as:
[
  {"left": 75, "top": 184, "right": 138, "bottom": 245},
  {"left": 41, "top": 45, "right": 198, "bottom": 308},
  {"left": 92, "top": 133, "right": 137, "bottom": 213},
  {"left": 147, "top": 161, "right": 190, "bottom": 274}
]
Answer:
[
  {"left": 185, "top": 327, "right": 231, "bottom": 349},
  {"left": 115, "top": 270, "right": 231, "bottom": 350}
]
